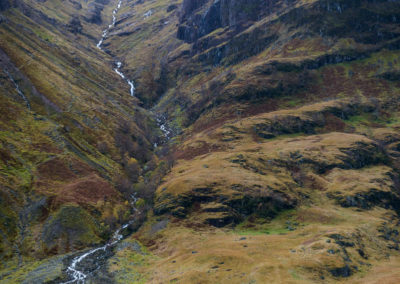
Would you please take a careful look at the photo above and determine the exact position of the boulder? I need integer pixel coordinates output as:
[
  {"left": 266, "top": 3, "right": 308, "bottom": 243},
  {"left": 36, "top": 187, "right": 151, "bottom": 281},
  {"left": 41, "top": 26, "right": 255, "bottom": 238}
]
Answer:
[
  {"left": 67, "top": 16, "right": 83, "bottom": 34},
  {"left": 0, "top": 0, "right": 11, "bottom": 11},
  {"left": 85, "top": 2, "right": 103, "bottom": 24}
]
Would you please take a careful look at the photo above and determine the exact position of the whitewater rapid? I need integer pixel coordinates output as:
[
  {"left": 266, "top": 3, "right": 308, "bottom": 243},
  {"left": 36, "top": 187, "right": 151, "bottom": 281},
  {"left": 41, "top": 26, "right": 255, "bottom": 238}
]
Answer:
[
  {"left": 157, "top": 115, "right": 171, "bottom": 139},
  {"left": 63, "top": 195, "right": 138, "bottom": 284},
  {"left": 96, "top": 0, "right": 121, "bottom": 50},
  {"left": 114, "top": 61, "right": 135, "bottom": 96}
]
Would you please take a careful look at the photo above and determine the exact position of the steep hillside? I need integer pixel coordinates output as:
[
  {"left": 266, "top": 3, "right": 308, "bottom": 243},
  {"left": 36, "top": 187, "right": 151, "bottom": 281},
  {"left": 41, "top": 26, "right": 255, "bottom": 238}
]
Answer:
[
  {"left": 1, "top": 0, "right": 400, "bottom": 283},
  {"left": 0, "top": 0, "right": 164, "bottom": 280}
]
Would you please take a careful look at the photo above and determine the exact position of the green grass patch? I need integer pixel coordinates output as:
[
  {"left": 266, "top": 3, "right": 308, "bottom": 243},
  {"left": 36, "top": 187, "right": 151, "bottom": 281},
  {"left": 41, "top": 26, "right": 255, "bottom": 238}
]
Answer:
[
  {"left": 234, "top": 210, "right": 298, "bottom": 236},
  {"left": 108, "top": 240, "right": 155, "bottom": 284},
  {"left": 289, "top": 269, "right": 303, "bottom": 280},
  {"left": 234, "top": 227, "right": 290, "bottom": 236}
]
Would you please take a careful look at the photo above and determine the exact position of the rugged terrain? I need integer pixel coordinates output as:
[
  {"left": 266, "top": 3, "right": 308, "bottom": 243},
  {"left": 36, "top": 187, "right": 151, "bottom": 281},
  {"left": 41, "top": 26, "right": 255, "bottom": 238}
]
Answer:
[{"left": 1, "top": 0, "right": 400, "bottom": 283}]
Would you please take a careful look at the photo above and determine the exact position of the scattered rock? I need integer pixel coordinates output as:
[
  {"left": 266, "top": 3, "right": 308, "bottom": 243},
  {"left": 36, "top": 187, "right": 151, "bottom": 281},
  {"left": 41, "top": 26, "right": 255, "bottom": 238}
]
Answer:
[
  {"left": 0, "top": 0, "right": 10, "bottom": 11},
  {"left": 42, "top": 205, "right": 103, "bottom": 253},
  {"left": 330, "top": 264, "right": 352, "bottom": 278},
  {"left": 150, "top": 219, "right": 169, "bottom": 235},
  {"left": 21, "top": 255, "right": 66, "bottom": 284},
  {"left": 167, "top": 4, "right": 177, "bottom": 12},
  {"left": 0, "top": 14, "right": 6, "bottom": 23},
  {"left": 67, "top": 16, "right": 83, "bottom": 34},
  {"left": 69, "top": 0, "right": 82, "bottom": 10},
  {"left": 85, "top": 1, "right": 103, "bottom": 24},
  {"left": 287, "top": 225, "right": 295, "bottom": 231}
]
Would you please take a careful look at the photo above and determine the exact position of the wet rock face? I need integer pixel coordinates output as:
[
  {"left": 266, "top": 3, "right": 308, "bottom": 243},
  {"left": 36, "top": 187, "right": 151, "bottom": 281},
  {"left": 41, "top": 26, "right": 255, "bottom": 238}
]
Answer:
[
  {"left": 330, "top": 264, "right": 353, "bottom": 278},
  {"left": 180, "top": 0, "right": 208, "bottom": 21},
  {"left": 67, "top": 16, "right": 83, "bottom": 34},
  {"left": 94, "top": 0, "right": 110, "bottom": 5},
  {"left": 85, "top": 1, "right": 104, "bottom": 24},
  {"left": 167, "top": 4, "right": 178, "bottom": 12},
  {"left": 0, "top": 0, "right": 11, "bottom": 11},
  {"left": 178, "top": 0, "right": 220, "bottom": 43},
  {"left": 219, "top": 0, "right": 283, "bottom": 27},
  {"left": 178, "top": 0, "right": 282, "bottom": 43},
  {"left": 42, "top": 205, "right": 103, "bottom": 254},
  {"left": 69, "top": 0, "right": 82, "bottom": 10},
  {"left": 177, "top": 0, "right": 400, "bottom": 68}
]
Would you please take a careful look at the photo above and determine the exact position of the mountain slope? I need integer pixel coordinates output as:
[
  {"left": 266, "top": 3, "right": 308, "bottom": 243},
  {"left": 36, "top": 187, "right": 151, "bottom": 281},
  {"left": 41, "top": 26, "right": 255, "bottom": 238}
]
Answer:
[
  {"left": 0, "top": 0, "right": 160, "bottom": 278},
  {"left": 1, "top": 0, "right": 400, "bottom": 283}
]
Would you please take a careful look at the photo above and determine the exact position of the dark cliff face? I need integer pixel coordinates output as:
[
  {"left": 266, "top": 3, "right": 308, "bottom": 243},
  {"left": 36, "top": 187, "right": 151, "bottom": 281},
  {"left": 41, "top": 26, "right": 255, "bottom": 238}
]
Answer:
[
  {"left": 85, "top": 0, "right": 105, "bottom": 24},
  {"left": 177, "top": 0, "right": 292, "bottom": 43},
  {"left": 0, "top": 0, "right": 159, "bottom": 267},
  {"left": 160, "top": 0, "right": 400, "bottom": 131},
  {"left": 2, "top": 0, "right": 400, "bottom": 281},
  {"left": 177, "top": 0, "right": 400, "bottom": 65},
  {"left": 0, "top": 0, "right": 11, "bottom": 11}
]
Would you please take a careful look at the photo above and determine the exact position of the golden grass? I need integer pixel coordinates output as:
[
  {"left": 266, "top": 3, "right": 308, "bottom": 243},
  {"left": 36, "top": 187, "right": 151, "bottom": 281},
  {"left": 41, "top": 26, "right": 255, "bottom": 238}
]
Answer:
[{"left": 125, "top": 204, "right": 400, "bottom": 283}]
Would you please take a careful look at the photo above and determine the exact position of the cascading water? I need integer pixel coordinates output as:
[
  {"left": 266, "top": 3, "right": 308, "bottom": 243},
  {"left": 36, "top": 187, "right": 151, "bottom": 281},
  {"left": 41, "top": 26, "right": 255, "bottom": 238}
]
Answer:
[
  {"left": 97, "top": 0, "right": 171, "bottom": 145},
  {"left": 63, "top": 1, "right": 172, "bottom": 277},
  {"left": 96, "top": 0, "right": 121, "bottom": 50},
  {"left": 114, "top": 61, "right": 135, "bottom": 96},
  {"left": 62, "top": 1, "right": 140, "bottom": 282},
  {"left": 153, "top": 114, "right": 173, "bottom": 148},
  {"left": 4, "top": 70, "right": 31, "bottom": 110},
  {"left": 62, "top": 195, "right": 138, "bottom": 284},
  {"left": 157, "top": 115, "right": 171, "bottom": 140},
  {"left": 97, "top": 0, "right": 135, "bottom": 97}
]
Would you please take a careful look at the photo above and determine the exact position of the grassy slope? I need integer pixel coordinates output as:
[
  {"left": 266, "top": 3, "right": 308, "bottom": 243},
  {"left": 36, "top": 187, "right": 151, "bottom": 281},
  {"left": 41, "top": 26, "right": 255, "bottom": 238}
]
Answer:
[
  {"left": 1, "top": 0, "right": 400, "bottom": 282},
  {"left": 97, "top": 0, "right": 400, "bottom": 283},
  {"left": 0, "top": 0, "right": 155, "bottom": 279},
  {"left": 117, "top": 99, "right": 400, "bottom": 283}
]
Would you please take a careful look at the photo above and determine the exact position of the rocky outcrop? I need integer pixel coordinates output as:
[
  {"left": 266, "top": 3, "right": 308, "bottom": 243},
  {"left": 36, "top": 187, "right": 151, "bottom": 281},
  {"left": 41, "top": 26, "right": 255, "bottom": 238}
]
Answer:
[
  {"left": 42, "top": 205, "right": 104, "bottom": 254},
  {"left": 178, "top": 0, "right": 286, "bottom": 43},
  {"left": 67, "top": 16, "right": 83, "bottom": 34},
  {"left": 325, "top": 166, "right": 400, "bottom": 213},
  {"left": 155, "top": 129, "right": 387, "bottom": 227},
  {"left": 217, "top": 99, "right": 375, "bottom": 142},
  {"left": 0, "top": 0, "right": 11, "bottom": 11},
  {"left": 177, "top": 0, "right": 400, "bottom": 67},
  {"left": 68, "top": 0, "right": 82, "bottom": 10},
  {"left": 178, "top": 0, "right": 222, "bottom": 43},
  {"left": 85, "top": 1, "right": 104, "bottom": 24}
]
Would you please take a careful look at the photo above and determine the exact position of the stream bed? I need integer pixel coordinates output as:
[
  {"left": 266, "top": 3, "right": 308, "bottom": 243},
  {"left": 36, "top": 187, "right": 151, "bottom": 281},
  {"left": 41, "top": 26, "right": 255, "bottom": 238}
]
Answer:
[{"left": 62, "top": 0, "right": 170, "bottom": 281}]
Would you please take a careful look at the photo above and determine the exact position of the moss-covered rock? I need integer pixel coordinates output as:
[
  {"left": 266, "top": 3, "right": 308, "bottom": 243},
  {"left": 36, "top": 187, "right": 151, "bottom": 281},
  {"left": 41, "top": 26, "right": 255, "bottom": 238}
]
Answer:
[{"left": 42, "top": 205, "right": 104, "bottom": 254}]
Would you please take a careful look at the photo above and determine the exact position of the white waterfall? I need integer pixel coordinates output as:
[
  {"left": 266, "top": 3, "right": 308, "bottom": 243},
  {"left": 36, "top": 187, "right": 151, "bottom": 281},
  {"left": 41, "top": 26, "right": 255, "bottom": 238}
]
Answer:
[
  {"left": 63, "top": 194, "right": 138, "bottom": 284},
  {"left": 114, "top": 61, "right": 135, "bottom": 96},
  {"left": 96, "top": 0, "right": 122, "bottom": 50},
  {"left": 97, "top": 0, "right": 135, "bottom": 97},
  {"left": 4, "top": 70, "right": 31, "bottom": 110}
]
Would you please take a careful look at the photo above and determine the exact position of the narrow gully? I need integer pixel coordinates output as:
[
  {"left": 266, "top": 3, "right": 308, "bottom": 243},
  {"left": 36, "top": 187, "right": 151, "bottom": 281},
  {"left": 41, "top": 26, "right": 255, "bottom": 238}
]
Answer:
[
  {"left": 97, "top": 0, "right": 135, "bottom": 97},
  {"left": 4, "top": 69, "right": 31, "bottom": 110},
  {"left": 62, "top": 194, "right": 138, "bottom": 284},
  {"left": 62, "top": 0, "right": 140, "bottom": 281},
  {"left": 63, "top": 0, "right": 173, "bottom": 279}
]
